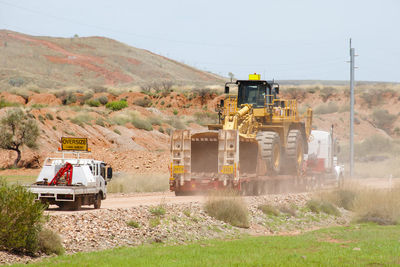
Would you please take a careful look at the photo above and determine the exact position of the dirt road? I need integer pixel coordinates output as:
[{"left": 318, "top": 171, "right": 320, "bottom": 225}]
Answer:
[{"left": 46, "top": 192, "right": 205, "bottom": 214}]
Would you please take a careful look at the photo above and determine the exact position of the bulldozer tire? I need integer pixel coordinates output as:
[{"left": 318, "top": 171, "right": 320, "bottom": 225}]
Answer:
[
  {"left": 285, "top": 130, "right": 304, "bottom": 175},
  {"left": 94, "top": 194, "right": 101, "bottom": 209},
  {"left": 256, "top": 131, "right": 282, "bottom": 175}
]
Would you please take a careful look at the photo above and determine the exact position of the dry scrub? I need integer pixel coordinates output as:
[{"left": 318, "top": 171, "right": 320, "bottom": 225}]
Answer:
[
  {"left": 204, "top": 191, "right": 249, "bottom": 228},
  {"left": 316, "top": 182, "right": 400, "bottom": 225},
  {"left": 107, "top": 173, "right": 169, "bottom": 193}
]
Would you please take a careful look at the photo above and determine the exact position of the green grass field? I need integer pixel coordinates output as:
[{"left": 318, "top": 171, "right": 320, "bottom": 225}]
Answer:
[
  {"left": 0, "top": 175, "right": 37, "bottom": 184},
  {"left": 16, "top": 224, "right": 400, "bottom": 267}
]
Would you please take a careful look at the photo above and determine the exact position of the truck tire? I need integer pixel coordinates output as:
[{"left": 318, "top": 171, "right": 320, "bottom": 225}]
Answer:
[
  {"left": 94, "top": 194, "right": 102, "bottom": 209},
  {"left": 256, "top": 131, "right": 282, "bottom": 175},
  {"left": 72, "top": 197, "right": 82, "bottom": 211},
  {"left": 285, "top": 129, "right": 304, "bottom": 175}
]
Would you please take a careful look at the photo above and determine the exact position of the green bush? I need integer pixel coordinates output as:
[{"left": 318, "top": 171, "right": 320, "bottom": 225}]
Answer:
[
  {"left": 114, "top": 129, "right": 121, "bottom": 135},
  {"left": 133, "top": 97, "right": 152, "bottom": 107},
  {"left": 158, "top": 126, "right": 165, "bottom": 133},
  {"left": 173, "top": 109, "right": 178, "bottom": 115},
  {"left": 354, "top": 135, "right": 392, "bottom": 158},
  {"left": 86, "top": 99, "right": 101, "bottom": 107},
  {"left": 205, "top": 192, "right": 249, "bottom": 228},
  {"left": 63, "top": 92, "right": 77, "bottom": 105},
  {"left": 97, "top": 96, "right": 108, "bottom": 105},
  {"left": 106, "top": 100, "right": 128, "bottom": 111},
  {"left": 38, "top": 228, "right": 64, "bottom": 255},
  {"left": 0, "top": 179, "right": 47, "bottom": 254}
]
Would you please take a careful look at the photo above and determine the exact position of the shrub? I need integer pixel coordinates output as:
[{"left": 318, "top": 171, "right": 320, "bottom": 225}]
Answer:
[
  {"left": 372, "top": 109, "right": 396, "bottom": 133},
  {"left": 158, "top": 126, "right": 164, "bottom": 133},
  {"left": 148, "top": 116, "right": 162, "bottom": 126},
  {"left": 86, "top": 99, "right": 101, "bottom": 107},
  {"left": 194, "top": 112, "right": 218, "bottom": 126},
  {"left": 320, "top": 87, "right": 337, "bottom": 102},
  {"left": 45, "top": 113, "right": 54, "bottom": 120},
  {"left": 133, "top": 97, "right": 152, "bottom": 107},
  {"left": 114, "top": 129, "right": 121, "bottom": 135},
  {"left": 0, "top": 98, "right": 20, "bottom": 109},
  {"left": 31, "top": 104, "right": 47, "bottom": 109},
  {"left": 97, "top": 96, "right": 108, "bottom": 105},
  {"left": 205, "top": 191, "right": 249, "bottom": 228},
  {"left": 56, "top": 115, "right": 63, "bottom": 121},
  {"left": 160, "top": 101, "right": 165, "bottom": 106},
  {"left": 127, "top": 221, "right": 140, "bottom": 228},
  {"left": 107, "top": 173, "right": 169, "bottom": 193},
  {"left": 353, "top": 187, "right": 400, "bottom": 225},
  {"left": 278, "top": 205, "right": 297, "bottom": 217},
  {"left": 38, "top": 228, "right": 64, "bottom": 255},
  {"left": 173, "top": 109, "right": 178, "bottom": 115},
  {"left": 90, "top": 86, "right": 108, "bottom": 93},
  {"left": 194, "top": 88, "right": 211, "bottom": 104},
  {"left": 52, "top": 126, "right": 57, "bottom": 130},
  {"left": 69, "top": 114, "right": 93, "bottom": 126},
  {"left": 78, "top": 92, "right": 94, "bottom": 105},
  {"left": 95, "top": 118, "right": 105, "bottom": 127},
  {"left": 106, "top": 100, "right": 128, "bottom": 111},
  {"left": 149, "top": 217, "right": 161, "bottom": 228},
  {"left": 314, "top": 102, "right": 339, "bottom": 114},
  {"left": 258, "top": 204, "right": 279, "bottom": 216},
  {"left": 306, "top": 199, "right": 340, "bottom": 216},
  {"left": 8, "top": 77, "right": 25, "bottom": 87},
  {"left": 165, "top": 117, "right": 185, "bottom": 129},
  {"left": 131, "top": 117, "right": 153, "bottom": 131},
  {"left": 0, "top": 179, "right": 46, "bottom": 254},
  {"left": 150, "top": 205, "right": 166, "bottom": 216},
  {"left": 355, "top": 135, "right": 392, "bottom": 158},
  {"left": 63, "top": 92, "right": 77, "bottom": 105}
]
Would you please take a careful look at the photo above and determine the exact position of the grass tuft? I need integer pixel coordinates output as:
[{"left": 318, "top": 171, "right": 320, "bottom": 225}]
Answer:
[{"left": 205, "top": 191, "right": 249, "bottom": 228}]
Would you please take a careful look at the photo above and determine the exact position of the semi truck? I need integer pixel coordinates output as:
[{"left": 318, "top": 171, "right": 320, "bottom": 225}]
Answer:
[{"left": 28, "top": 137, "right": 112, "bottom": 210}]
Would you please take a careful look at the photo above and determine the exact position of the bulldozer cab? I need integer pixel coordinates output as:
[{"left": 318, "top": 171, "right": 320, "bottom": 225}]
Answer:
[{"left": 226, "top": 74, "right": 280, "bottom": 111}]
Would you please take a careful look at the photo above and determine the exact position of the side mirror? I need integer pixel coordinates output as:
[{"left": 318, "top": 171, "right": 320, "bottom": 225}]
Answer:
[
  {"left": 220, "top": 99, "right": 224, "bottom": 107},
  {"left": 107, "top": 167, "right": 113, "bottom": 179},
  {"left": 224, "top": 86, "right": 229, "bottom": 94}
]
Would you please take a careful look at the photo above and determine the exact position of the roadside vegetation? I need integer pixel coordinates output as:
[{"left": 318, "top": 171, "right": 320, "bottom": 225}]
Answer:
[
  {"left": 107, "top": 173, "right": 169, "bottom": 193},
  {"left": 0, "top": 179, "right": 64, "bottom": 256},
  {"left": 18, "top": 224, "right": 400, "bottom": 266},
  {"left": 204, "top": 191, "right": 249, "bottom": 228}
]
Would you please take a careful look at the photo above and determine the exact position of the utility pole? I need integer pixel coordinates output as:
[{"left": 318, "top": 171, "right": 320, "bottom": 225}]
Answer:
[{"left": 349, "top": 39, "right": 356, "bottom": 178}]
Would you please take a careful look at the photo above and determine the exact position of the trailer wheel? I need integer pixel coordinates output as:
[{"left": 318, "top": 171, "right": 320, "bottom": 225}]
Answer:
[
  {"left": 94, "top": 194, "right": 102, "bottom": 209},
  {"left": 285, "top": 130, "right": 304, "bottom": 175},
  {"left": 256, "top": 131, "right": 282, "bottom": 175}
]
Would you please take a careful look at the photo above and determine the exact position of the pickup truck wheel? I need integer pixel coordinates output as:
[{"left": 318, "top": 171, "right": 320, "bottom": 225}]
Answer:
[
  {"left": 94, "top": 194, "right": 101, "bottom": 209},
  {"left": 72, "top": 197, "right": 82, "bottom": 211}
]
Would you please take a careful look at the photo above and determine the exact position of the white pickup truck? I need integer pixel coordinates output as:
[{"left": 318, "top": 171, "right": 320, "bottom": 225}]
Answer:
[{"left": 29, "top": 156, "right": 112, "bottom": 210}]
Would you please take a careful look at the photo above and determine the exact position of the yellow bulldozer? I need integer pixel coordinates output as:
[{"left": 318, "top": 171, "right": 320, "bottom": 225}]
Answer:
[{"left": 170, "top": 74, "right": 313, "bottom": 195}]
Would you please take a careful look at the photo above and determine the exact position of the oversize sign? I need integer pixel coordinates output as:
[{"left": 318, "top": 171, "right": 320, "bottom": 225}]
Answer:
[
  {"left": 61, "top": 137, "right": 88, "bottom": 151},
  {"left": 173, "top": 165, "right": 185, "bottom": 174},
  {"left": 221, "top": 165, "right": 234, "bottom": 174}
]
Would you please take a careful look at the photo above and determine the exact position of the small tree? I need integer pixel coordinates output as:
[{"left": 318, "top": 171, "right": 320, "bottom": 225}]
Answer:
[{"left": 0, "top": 108, "right": 39, "bottom": 167}]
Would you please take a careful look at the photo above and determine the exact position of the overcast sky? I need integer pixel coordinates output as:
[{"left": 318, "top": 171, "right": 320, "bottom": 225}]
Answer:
[{"left": 0, "top": 0, "right": 399, "bottom": 82}]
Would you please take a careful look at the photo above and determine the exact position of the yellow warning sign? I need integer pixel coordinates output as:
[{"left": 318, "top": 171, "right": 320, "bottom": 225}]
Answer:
[
  {"left": 221, "top": 165, "right": 234, "bottom": 174},
  {"left": 61, "top": 137, "right": 88, "bottom": 151},
  {"left": 173, "top": 165, "right": 185, "bottom": 174}
]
